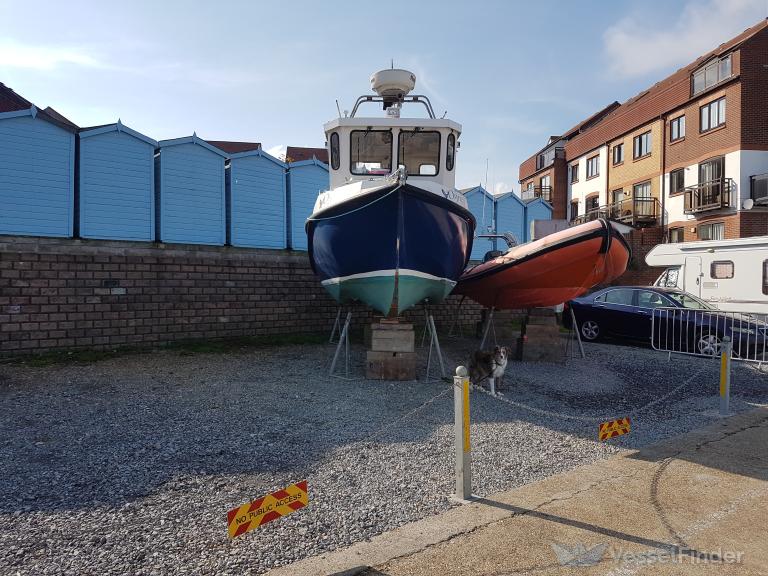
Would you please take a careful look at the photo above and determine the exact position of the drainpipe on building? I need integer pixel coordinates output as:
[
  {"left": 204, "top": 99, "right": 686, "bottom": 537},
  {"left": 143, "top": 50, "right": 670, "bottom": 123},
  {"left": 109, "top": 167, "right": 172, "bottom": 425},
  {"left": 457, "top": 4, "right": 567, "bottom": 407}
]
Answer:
[{"left": 660, "top": 114, "right": 667, "bottom": 242}]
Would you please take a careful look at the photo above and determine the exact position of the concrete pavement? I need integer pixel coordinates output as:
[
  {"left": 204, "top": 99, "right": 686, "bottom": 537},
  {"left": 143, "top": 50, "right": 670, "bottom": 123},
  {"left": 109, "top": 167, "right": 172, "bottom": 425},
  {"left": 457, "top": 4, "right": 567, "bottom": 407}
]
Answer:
[{"left": 268, "top": 408, "right": 768, "bottom": 576}]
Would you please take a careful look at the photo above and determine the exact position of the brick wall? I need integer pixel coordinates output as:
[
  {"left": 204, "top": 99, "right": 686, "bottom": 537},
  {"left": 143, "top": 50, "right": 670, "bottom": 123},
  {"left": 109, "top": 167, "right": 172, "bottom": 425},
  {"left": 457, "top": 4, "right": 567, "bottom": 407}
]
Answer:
[
  {"left": 0, "top": 236, "right": 484, "bottom": 356},
  {"left": 612, "top": 227, "right": 666, "bottom": 286}
]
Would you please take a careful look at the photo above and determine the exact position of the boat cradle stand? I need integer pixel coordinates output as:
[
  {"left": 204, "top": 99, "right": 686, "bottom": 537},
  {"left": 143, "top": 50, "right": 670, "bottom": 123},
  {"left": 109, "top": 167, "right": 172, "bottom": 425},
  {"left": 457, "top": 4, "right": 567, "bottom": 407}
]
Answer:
[
  {"left": 329, "top": 309, "right": 353, "bottom": 380},
  {"left": 421, "top": 304, "right": 446, "bottom": 382}
]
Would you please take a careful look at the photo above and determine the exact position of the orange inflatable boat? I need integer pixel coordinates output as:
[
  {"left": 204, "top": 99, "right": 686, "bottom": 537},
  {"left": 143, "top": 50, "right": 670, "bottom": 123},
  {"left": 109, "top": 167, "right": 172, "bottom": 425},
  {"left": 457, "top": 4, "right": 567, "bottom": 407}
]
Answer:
[{"left": 454, "top": 219, "right": 631, "bottom": 309}]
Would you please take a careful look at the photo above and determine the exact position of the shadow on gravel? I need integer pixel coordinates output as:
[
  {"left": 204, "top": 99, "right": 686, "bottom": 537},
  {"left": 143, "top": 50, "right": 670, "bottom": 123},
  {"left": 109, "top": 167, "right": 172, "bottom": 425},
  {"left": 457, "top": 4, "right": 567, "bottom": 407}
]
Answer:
[{"left": 1, "top": 338, "right": 767, "bottom": 515}]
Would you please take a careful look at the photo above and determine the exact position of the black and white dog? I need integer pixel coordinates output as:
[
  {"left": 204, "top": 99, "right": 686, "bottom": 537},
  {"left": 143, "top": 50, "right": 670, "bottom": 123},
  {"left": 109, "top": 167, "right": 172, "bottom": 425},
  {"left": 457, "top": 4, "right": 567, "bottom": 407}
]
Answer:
[{"left": 469, "top": 345, "right": 510, "bottom": 389}]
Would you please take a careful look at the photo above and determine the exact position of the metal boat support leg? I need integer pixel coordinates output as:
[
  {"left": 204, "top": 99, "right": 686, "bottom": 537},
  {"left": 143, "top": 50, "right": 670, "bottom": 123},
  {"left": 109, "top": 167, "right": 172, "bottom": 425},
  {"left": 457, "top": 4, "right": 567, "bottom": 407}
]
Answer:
[
  {"left": 479, "top": 308, "right": 495, "bottom": 350},
  {"left": 329, "top": 307, "right": 342, "bottom": 344},
  {"left": 329, "top": 311, "right": 352, "bottom": 379},
  {"left": 425, "top": 314, "right": 446, "bottom": 381},
  {"left": 447, "top": 295, "right": 466, "bottom": 338},
  {"left": 570, "top": 307, "right": 585, "bottom": 359}
]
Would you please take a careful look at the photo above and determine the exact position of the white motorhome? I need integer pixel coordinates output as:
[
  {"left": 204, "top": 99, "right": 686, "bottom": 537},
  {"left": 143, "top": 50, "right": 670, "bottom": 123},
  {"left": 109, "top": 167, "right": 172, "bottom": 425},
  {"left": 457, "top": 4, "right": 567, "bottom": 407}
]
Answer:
[{"left": 645, "top": 236, "right": 768, "bottom": 314}]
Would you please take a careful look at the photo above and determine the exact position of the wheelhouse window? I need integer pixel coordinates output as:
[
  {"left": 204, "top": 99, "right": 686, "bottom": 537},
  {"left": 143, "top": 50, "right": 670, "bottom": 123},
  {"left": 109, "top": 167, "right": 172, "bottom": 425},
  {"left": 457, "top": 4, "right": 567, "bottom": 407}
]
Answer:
[
  {"left": 612, "top": 143, "right": 624, "bottom": 165},
  {"left": 668, "top": 227, "right": 684, "bottom": 243},
  {"left": 330, "top": 132, "right": 340, "bottom": 170},
  {"left": 670, "top": 168, "right": 685, "bottom": 195},
  {"left": 710, "top": 261, "right": 734, "bottom": 279},
  {"left": 398, "top": 130, "right": 440, "bottom": 176},
  {"left": 633, "top": 131, "right": 652, "bottom": 159},
  {"left": 446, "top": 133, "right": 456, "bottom": 171},
  {"left": 700, "top": 97, "right": 726, "bottom": 133},
  {"left": 692, "top": 54, "right": 732, "bottom": 96},
  {"left": 350, "top": 130, "right": 392, "bottom": 175},
  {"left": 698, "top": 221, "right": 724, "bottom": 240},
  {"left": 570, "top": 164, "right": 579, "bottom": 183},
  {"left": 670, "top": 116, "right": 685, "bottom": 141},
  {"left": 586, "top": 155, "right": 599, "bottom": 179}
]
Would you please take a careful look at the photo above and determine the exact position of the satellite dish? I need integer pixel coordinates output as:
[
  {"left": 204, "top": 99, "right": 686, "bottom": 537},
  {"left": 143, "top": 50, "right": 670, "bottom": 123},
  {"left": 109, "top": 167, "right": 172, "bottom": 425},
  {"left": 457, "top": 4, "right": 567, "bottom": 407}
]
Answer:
[{"left": 743, "top": 198, "right": 754, "bottom": 210}]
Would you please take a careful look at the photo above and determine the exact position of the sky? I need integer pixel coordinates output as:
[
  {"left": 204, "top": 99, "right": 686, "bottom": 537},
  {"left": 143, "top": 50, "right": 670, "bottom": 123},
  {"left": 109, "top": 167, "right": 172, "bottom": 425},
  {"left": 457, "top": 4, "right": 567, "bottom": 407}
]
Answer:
[{"left": 1, "top": 0, "right": 766, "bottom": 194}]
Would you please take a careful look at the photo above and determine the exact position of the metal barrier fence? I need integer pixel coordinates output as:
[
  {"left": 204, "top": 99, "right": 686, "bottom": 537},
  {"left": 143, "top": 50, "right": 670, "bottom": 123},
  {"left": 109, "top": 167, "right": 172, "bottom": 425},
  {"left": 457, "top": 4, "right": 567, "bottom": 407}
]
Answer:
[{"left": 651, "top": 307, "right": 768, "bottom": 365}]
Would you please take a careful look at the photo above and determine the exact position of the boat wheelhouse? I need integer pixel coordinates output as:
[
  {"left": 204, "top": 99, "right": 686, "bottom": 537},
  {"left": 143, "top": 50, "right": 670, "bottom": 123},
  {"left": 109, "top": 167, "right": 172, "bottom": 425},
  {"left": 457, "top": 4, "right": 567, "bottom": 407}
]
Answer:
[{"left": 306, "top": 69, "right": 475, "bottom": 315}]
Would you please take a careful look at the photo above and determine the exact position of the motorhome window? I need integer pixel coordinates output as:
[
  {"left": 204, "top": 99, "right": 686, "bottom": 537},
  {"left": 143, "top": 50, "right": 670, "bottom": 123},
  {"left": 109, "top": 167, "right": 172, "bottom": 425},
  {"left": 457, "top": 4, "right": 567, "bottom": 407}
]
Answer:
[
  {"left": 350, "top": 130, "right": 392, "bottom": 175},
  {"left": 763, "top": 260, "right": 768, "bottom": 295},
  {"left": 604, "top": 289, "right": 633, "bottom": 305},
  {"left": 446, "top": 133, "right": 456, "bottom": 171},
  {"left": 657, "top": 267, "right": 680, "bottom": 287},
  {"left": 710, "top": 261, "right": 734, "bottom": 279},
  {"left": 330, "top": 132, "right": 340, "bottom": 170},
  {"left": 398, "top": 130, "right": 440, "bottom": 176}
]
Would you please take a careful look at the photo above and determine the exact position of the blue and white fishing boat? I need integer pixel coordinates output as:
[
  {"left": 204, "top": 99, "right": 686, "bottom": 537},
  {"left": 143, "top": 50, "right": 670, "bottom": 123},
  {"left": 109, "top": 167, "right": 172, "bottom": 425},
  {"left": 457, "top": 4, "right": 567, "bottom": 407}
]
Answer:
[{"left": 306, "top": 69, "right": 475, "bottom": 315}]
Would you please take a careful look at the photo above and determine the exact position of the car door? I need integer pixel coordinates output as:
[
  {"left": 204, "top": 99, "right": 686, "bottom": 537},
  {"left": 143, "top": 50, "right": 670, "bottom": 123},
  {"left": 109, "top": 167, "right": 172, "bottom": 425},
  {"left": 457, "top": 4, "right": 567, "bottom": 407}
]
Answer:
[
  {"left": 598, "top": 288, "right": 637, "bottom": 338},
  {"left": 634, "top": 290, "right": 674, "bottom": 342}
]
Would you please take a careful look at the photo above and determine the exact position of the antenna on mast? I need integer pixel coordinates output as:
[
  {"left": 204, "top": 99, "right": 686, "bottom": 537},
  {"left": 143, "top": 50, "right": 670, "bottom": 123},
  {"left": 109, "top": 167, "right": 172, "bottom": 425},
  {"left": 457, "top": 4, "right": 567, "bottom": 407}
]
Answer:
[
  {"left": 391, "top": 58, "right": 394, "bottom": 69},
  {"left": 335, "top": 99, "right": 342, "bottom": 118}
]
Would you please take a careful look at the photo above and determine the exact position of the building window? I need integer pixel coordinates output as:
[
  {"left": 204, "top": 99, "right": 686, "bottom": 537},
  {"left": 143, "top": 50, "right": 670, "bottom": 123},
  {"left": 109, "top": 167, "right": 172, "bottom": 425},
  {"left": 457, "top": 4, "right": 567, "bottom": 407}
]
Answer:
[
  {"left": 700, "top": 97, "right": 726, "bottom": 133},
  {"left": 586, "top": 195, "right": 599, "bottom": 212},
  {"left": 612, "top": 143, "right": 624, "bottom": 165},
  {"left": 540, "top": 174, "right": 551, "bottom": 189},
  {"left": 633, "top": 181, "right": 651, "bottom": 198},
  {"left": 710, "top": 261, "right": 734, "bottom": 279},
  {"left": 692, "top": 54, "right": 732, "bottom": 96},
  {"left": 670, "top": 116, "right": 685, "bottom": 142},
  {"left": 633, "top": 131, "right": 652, "bottom": 159},
  {"left": 330, "top": 132, "right": 340, "bottom": 170},
  {"left": 570, "top": 164, "right": 579, "bottom": 183},
  {"left": 612, "top": 188, "right": 624, "bottom": 204},
  {"left": 586, "top": 155, "right": 599, "bottom": 179},
  {"left": 446, "top": 133, "right": 455, "bottom": 171},
  {"left": 570, "top": 200, "right": 579, "bottom": 221},
  {"left": 752, "top": 173, "right": 768, "bottom": 204},
  {"left": 698, "top": 221, "right": 724, "bottom": 240},
  {"left": 669, "top": 168, "right": 685, "bottom": 195},
  {"left": 536, "top": 148, "right": 555, "bottom": 170},
  {"left": 669, "top": 227, "right": 684, "bottom": 243}
]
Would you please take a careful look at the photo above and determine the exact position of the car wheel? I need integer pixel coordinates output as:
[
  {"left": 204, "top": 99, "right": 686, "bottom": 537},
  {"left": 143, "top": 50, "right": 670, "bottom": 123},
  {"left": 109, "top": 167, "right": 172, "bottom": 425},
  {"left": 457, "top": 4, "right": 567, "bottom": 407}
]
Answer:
[
  {"left": 581, "top": 320, "right": 600, "bottom": 341},
  {"left": 696, "top": 332, "right": 722, "bottom": 356}
]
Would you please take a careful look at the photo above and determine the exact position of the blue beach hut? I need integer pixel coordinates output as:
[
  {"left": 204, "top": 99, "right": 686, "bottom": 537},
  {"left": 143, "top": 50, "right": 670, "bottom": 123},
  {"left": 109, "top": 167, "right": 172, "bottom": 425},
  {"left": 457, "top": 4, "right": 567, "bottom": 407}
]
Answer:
[
  {"left": 494, "top": 191, "right": 526, "bottom": 247},
  {"left": 155, "top": 134, "right": 227, "bottom": 245},
  {"left": 524, "top": 197, "right": 553, "bottom": 242},
  {"left": 78, "top": 120, "right": 157, "bottom": 241},
  {"left": 0, "top": 106, "right": 75, "bottom": 237},
  {"left": 287, "top": 158, "right": 329, "bottom": 251},
  {"left": 461, "top": 185, "right": 495, "bottom": 260}
]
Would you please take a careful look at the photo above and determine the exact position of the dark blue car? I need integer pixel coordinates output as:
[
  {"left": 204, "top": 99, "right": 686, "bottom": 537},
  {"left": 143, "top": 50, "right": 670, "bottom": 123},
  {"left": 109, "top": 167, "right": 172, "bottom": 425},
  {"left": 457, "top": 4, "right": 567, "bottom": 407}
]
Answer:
[{"left": 565, "top": 286, "right": 768, "bottom": 357}]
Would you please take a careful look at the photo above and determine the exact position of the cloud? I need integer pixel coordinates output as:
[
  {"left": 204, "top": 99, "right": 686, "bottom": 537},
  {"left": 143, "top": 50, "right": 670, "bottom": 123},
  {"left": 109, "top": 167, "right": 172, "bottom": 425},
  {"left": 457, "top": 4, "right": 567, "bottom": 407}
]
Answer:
[
  {"left": 494, "top": 181, "right": 510, "bottom": 195},
  {"left": 266, "top": 144, "right": 287, "bottom": 160},
  {"left": 0, "top": 39, "right": 106, "bottom": 70},
  {"left": 603, "top": 0, "right": 765, "bottom": 79}
]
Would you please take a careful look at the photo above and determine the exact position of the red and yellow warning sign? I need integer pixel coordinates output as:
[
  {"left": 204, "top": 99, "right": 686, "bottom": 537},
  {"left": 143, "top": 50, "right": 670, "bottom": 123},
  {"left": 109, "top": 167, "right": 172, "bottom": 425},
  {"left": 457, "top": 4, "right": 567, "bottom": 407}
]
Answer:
[
  {"left": 227, "top": 480, "right": 308, "bottom": 538},
  {"left": 598, "top": 417, "right": 631, "bottom": 441}
]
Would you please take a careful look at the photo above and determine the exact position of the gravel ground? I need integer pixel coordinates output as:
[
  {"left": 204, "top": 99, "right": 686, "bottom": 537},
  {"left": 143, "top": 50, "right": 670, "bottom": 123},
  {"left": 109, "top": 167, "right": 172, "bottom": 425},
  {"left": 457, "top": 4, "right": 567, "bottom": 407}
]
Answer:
[{"left": 1, "top": 337, "right": 766, "bottom": 575}]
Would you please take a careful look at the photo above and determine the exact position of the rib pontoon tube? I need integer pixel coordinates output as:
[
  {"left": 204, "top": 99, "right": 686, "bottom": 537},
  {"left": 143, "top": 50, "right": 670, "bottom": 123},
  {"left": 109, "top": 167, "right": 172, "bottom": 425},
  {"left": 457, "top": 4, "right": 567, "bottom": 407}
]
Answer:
[{"left": 454, "top": 218, "right": 631, "bottom": 309}]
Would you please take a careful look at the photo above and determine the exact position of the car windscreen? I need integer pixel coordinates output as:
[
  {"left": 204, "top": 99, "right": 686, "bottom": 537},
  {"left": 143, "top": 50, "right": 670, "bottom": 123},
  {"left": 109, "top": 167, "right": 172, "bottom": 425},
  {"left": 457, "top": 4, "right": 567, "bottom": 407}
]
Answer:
[{"left": 665, "top": 292, "right": 712, "bottom": 310}]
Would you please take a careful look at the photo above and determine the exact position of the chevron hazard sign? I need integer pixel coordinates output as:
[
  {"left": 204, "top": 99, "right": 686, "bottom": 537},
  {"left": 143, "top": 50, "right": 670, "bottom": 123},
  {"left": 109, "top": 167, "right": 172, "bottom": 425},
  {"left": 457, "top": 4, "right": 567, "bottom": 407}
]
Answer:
[
  {"left": 598, "top": 417, "right": 631, "bottom": 441},
  {"left": 227, "top": 480, "right": 308, "bottom": 538}
]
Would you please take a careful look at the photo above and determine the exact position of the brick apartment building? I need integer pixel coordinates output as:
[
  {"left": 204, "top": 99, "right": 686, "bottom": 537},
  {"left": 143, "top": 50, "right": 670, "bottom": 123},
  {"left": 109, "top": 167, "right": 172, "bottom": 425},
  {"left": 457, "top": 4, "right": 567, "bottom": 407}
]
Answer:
[{"left": 519, "top": 18, "right": 768, "bottom": 268}]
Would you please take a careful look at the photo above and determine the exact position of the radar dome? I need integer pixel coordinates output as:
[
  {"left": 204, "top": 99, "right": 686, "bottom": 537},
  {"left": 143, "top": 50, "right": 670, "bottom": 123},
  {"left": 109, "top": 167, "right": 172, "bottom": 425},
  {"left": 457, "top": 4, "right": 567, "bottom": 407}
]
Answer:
[{"left": 370, "top": 69, "right": 416, "bottom": 98}]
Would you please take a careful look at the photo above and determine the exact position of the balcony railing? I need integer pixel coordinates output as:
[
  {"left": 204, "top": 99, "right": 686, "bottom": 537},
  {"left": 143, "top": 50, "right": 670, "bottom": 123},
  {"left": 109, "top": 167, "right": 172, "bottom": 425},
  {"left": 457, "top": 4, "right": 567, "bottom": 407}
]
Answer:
[
  {"left": 683, "top": 178, "right": 733, "bottom": 214},
  {"left": 751, "top": 173, "right": 768, "bottom": 205},
  {"left": 570, "top": 197, "right": 660, "bottom": 228},
  {"left": 521, "top": 186, "right": 551, "bottom": 203}
]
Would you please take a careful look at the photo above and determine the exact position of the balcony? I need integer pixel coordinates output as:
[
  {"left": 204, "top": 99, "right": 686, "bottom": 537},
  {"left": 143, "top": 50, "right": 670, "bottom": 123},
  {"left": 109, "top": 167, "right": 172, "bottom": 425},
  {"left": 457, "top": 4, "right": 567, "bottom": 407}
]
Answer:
[
  {"left": 683, "top": 178, "right": 733, "bottom": 214},
  {"left": 751, "top": 173, "right": 768, "bottom": 205},
  {"left": 570, "top": 197, "right": 660, "bottom": 228},
  {"left": 521, "top": 186, "right": 551, "bottom": 203}
]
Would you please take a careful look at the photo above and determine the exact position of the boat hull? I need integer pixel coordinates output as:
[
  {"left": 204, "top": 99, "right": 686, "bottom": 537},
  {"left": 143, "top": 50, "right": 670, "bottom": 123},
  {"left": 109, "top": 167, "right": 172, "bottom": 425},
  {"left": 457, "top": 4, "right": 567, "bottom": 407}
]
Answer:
[
  {"left": 307, "top": 184, "right": 475, "bottom": 315},
  {"left": 454, "top": 219, "right": 631, "bottom": 309}
]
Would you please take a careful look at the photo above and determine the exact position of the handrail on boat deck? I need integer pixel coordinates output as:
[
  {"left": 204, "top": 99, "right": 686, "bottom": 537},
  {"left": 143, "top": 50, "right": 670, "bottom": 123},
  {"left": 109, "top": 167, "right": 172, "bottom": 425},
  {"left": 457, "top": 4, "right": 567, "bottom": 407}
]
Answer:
[{"left": 350, "top": 94, "right": 436, "bottom": 118}]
